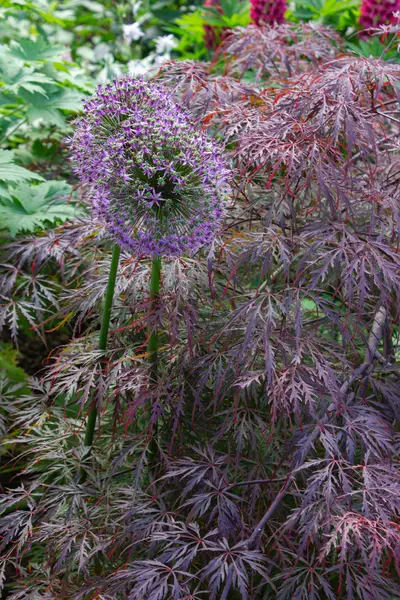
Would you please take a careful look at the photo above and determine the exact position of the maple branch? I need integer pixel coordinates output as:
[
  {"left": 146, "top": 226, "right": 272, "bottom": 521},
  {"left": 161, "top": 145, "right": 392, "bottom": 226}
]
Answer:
[{"left": 247, "top": 306, "right": 388, "bottom": 549}]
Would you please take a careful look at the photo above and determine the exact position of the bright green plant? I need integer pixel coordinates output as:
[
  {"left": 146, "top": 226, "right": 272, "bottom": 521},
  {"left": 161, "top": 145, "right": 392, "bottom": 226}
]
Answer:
[
  {"left": 0, "top": 180, "right": 80, "bottom": 235},
  {"left": 287, "top": 0, "right": 360, "bottom": 31},
  {"left": 0, "top": 150, "right": 42, "bottom": 184},
  {"left": 347, "top": 33, "right": 400, "bottom": 60},
  {"left": 0, "top": 36, "right": 87, "bottom": 235},
  {"left": 0, "top": 38, "right": 89, "bottom": 148},
  {"left": 169, "top": 11, "right": 210, "bottom": 59},
  {"left": 169, "top": 0, "right": 249, "bottom": 58},
  {"left": 0, "top": 344, "right": 28, "bottom": 385},
  {"left": 203, "top": 0, "right": 250, "bottom": 28}
]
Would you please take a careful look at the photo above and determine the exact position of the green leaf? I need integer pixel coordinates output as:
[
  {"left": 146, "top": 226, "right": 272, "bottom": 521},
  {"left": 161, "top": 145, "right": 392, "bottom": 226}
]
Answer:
[
  {"left": 0, "top": 55, "right": 54, "bottom": 96},
  {"left": 53, "top": 67, "right": 94, "bottom": 93},
  {"left": 45, "top": 88, "right": 83, "bottom": 111},
  {"left": 288, "top": 0, "right": 359, "bottom": 26},
  {"left": 219, "top": 0, "right": 250, "bottom": 19},
  {"left": 173, "top": 11, "right": 207, "bottom": 40},
  {"left": 0, "top": 343, "right": 28, "bottom": 384},
  {"left": 0, "top": 180, "right": 80, "bottom": 235},
  {"left": 21, "top": 87, "right": 83, "bottom": 110},
  {"left": 0, "top": 183, "right": 10, "bottom": 199},
  {"left": 320, "top": 0, "right": 359, "bottom": 16},
  {"left": 8, "top": 38, "right": 64, "bottom": 62},
  {"left": 31, "top": 140, "right": 57, "bottom": 160},
  {"left": 203, "top": 0, "right": 250, "bottom": 26},
  {"left": 65, "top": 0, "right": 106, "bottom": 12},
  {"left": 0, "top": 150, "right": 43, "bottom": 183},
  {"left": 20, "top": 87, "right": 83, "bottom": 126},
  {"left": 27, "top": 107, "right": 66, "bottom": 127},
  {"left": 11, "top": 1, "right": 68, "bottom": 27}
]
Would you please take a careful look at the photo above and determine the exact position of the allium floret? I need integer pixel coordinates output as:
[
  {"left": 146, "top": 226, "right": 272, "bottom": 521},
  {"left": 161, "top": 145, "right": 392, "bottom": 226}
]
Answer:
[{"left": 71, "top": 77, "right": 230, "bottom": 257}]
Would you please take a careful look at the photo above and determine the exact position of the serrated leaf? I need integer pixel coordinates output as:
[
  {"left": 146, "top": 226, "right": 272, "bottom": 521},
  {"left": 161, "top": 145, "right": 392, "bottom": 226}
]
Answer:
[
  {"left": 19, "top": 87, "right": 83, "bottom": 127},
  {"left": 8, "top": 38, "right": 64, "bottom": 62},
  {"left": 0, "top": 183, "right": 10, "bottom": 199},
  {"left": 0, "top": 180, "right": 80, "bottom": 235},
  {"left": 0, "top": 56, "right": 53, "bottom": 96},
  {"left": 27, "top": 107, "right": 66, "bottom": 127},
  {"left": 15, "top": 1, "right": 68, "bottom": 27},
  {"left": 21, "top": 87, "right": 83, "bottom": 124},
  {"left": 46, "top": 88, "right": 83, "bottom": 111},
  {"left": 54, "top": 64, "right": 95, "bottom": 94},
  {"left": 0, "top": 151, "right": 43, "bottom": 184}
]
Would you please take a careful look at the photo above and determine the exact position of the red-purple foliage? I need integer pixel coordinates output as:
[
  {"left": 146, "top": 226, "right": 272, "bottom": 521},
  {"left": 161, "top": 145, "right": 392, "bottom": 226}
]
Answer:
[
  {"left": 250, "top": 0, "right": 287, "bottom": 25},
  {"left": 359, "top": 0, "right": 400, "bottom": 30},
  {"left": 1, "top": 22, "right": 400, "bottom": 600}
]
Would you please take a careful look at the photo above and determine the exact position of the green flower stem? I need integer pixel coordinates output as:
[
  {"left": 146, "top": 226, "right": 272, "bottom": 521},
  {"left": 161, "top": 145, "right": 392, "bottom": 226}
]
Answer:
[
  {"left": 148, "top": 257, "right": 162, "bottom": 376},
  {"left": 147, "top": 257, "right": 161, "bottom": 459},
  {"left": 84, "top": 244, "right": 121, "bottom": 448}
]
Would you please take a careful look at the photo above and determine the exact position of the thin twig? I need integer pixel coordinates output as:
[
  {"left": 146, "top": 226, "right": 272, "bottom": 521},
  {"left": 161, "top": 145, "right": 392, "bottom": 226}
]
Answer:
[
  {"left": 247, "top": 305, "right": 387, "bottom": 549},
  {"left": 224, "top": 477, "right": 287, "bottom": 492}
]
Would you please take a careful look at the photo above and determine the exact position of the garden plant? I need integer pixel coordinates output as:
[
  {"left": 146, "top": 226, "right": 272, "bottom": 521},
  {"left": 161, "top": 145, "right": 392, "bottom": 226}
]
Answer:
[{"left": 1, "top": 1, "right": 400, "bottom": 599}]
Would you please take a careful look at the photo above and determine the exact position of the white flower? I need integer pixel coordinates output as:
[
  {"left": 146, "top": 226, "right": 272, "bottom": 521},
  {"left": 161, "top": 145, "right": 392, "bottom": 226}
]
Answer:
[
  {"left": 131, "top": 1, "right": 141, "bottom": 16},
  {"left": 127, "top": 55, "right": 154, "bottom": 76},
  {"left": 154, "top": 53, "right": 172, "bottom": 66},
  {"left": 123, "top": 22, "right": 144, "bottom": 44},
  {"left": 154, "top": 34, "right": 178, "bottom": 55}
]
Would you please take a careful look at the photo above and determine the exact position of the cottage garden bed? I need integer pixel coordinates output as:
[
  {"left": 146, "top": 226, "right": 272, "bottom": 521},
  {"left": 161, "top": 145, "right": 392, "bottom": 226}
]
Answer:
[{"left": 1, "top": 1, "right": 400, "bottom": 599}]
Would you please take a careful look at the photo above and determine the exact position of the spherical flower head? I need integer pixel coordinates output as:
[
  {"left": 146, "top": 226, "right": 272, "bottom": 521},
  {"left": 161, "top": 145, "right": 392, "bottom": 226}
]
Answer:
[
  {"left": 250, "top": 0, "right": 287, "bottom": 25},
  {"left": 359, "top": 0, "right": 400, "bottom": 30},
  {"left": 70, "top": 77, "right": 230, "bottom": 258}
]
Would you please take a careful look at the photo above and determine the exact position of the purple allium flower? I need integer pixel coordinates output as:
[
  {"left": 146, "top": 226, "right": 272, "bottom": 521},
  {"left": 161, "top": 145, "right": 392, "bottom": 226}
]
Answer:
[
  {"left": 70, "top": 77, "right": 230, "bottom": 257},
  {"left": 250, "top": 0, "right": 287, "bottom": 25},
  {"left": 359, "top": 0, "right": 400, "bottom": 30}
]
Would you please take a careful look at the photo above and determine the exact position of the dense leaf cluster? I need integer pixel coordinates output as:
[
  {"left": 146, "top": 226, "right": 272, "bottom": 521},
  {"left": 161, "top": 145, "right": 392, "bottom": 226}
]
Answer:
[{"left": 1, "top": 18, "right": 400, "bottom": 600}]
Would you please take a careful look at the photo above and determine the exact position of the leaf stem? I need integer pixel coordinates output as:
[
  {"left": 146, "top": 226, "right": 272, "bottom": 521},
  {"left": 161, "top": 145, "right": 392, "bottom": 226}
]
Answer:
[
  {"left": 0, "top": 118, "right": 27, "bottom": 145},
  {"left": 84, "top": 244, "right": 121, "bottom": 448}
]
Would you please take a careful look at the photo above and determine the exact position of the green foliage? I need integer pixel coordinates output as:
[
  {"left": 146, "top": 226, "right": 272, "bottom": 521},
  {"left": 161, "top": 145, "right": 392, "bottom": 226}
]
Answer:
[
  {"left": 0, "top": 150, "right": 42, "bottom": 183},
  {"left": 203, "top": 0, "right": 250, "bottom": 27},
  {"left": 0, "top": 180, "right": 79, "bottom": 235},
  {"left": 288, "top": 0, "right": 400, "bottom": 60},
  {"left": 8, "top": 37, "right": 65, "bottom": 62},
  {"left": 0, "top": 344, "right": 28, "bottom": 384},
  {"left": 1, "top": 2, "right": 400, "bottom": 599},
  {"left": 170, "top": 11, "right": 209, "bottom": 59},
  {"left": 0, "top": 7, "right": 96, "bottom": 238},
  {"left": 170, "top": 0, "right": 249, "bottom": 59},
  {"left": 0, "top": 37, "right": 89, "bottom": 144},
  {"left": 0, "top": 55, "right": 53, "bottom": 96},
  {"left": 347, "top": 35, "right": 400, "bottom": 61},
  {"left": 287, "top": 0, "right": 360, "bottom": 31},
  {"left": 21, "top": 87, "right": 83, "bottom": 127}
]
